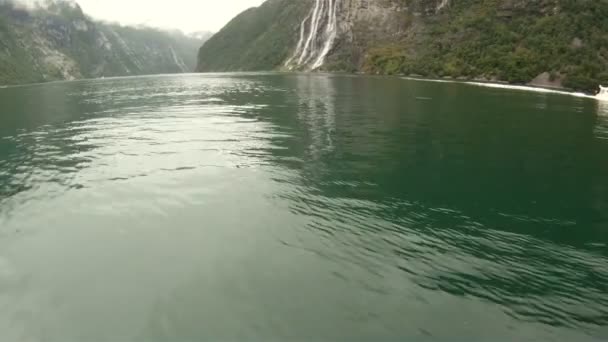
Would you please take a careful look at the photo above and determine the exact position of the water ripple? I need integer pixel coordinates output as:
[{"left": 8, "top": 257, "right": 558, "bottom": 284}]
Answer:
[{"left": 0, "top": 73, "right": 606, "bottom": 340}]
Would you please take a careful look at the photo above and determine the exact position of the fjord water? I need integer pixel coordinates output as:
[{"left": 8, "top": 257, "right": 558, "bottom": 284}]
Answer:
[{"left": 0, "top": 73, "right": 607, "bottom": 340}]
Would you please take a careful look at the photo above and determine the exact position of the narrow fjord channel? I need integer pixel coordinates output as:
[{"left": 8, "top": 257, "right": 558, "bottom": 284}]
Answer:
[{"left": 0, "top": 73, "right": 607, "bottom": 340}]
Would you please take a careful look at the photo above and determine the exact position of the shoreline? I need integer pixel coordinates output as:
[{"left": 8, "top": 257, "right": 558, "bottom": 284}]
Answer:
[
  {"left": 399, "top": 76, "right": 601, "bottom": 100},
  {"left": 1, "top": 71, "right": 605, "bottom": 101}
]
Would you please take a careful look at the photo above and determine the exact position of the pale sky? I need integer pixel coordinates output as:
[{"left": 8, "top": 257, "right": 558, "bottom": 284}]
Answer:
[{"left": 75, "top": 0, "right": 265, "bottom": 33}]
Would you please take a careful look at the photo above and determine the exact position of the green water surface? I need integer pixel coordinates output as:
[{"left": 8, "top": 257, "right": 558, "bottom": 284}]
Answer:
[{"left": 0, "top": 73, "right": 606, "bottom": 340}]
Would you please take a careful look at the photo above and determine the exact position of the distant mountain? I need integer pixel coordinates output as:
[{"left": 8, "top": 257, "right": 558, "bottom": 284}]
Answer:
[
  {"left": 0, "top": 0, "right": 208, "bottom": 85},
  {"left": 189, "top": 31, "right": 214, "bottom": 41},
  {"left": 197, "top": 0, "right": 608, "bottom": 93}
]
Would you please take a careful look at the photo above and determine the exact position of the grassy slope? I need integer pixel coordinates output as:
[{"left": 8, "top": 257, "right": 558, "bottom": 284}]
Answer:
[{"left": 196, "top": 0, "right": 311, "bottom": 72}]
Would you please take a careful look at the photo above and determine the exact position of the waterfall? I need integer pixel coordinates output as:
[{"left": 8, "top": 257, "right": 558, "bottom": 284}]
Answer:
[
  {"left": 285, "top": 0, "right": 341, "bottom": 70},
  {"left": 436, "top": 0, "right": 450, "bottom": 12}
]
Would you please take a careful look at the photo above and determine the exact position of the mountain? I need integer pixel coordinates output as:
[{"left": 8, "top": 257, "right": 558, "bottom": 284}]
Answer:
[
  {"left": 0, "top": 0, "right": 208, "bottom": 85},
  {"left": 189, "top": 31, "right": 214, "bottom": 41},
  {"left": 196, "top": 0, "right": 310, "bottom": 72},
  {"left": 196, "top": 0, "right": 608, "bottom": 93}
]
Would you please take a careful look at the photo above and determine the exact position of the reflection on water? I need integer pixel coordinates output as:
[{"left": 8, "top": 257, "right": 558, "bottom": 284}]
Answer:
[
  {"left": 0, "top": 73, "right": 607, "bottom": 340},
  {"left": 595, "top": 100, "right": 608, "bottom": 139},
  {"left": 294, "top": 74, "right": 336, "bottom": 159}
]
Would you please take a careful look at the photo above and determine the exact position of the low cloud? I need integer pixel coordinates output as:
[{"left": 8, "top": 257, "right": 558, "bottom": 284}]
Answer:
[{"left": 0, "top": 0, "right": 79, "bottom": 10}]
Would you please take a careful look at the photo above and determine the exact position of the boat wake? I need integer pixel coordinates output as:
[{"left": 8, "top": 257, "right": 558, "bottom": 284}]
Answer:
[
  {"left": 402, "top": 77, "right": 604, "bottom": 100},
  {"left": 467, "top": 81, "right": 594, "bottom": 99},
  {"left": 598, "top": 86, "right": 608, "bottom": 102}
]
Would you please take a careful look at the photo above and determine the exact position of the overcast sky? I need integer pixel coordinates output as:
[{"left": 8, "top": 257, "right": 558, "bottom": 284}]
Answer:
[{"left": 74, "top": 0, "right": 265, "bottom": 33}]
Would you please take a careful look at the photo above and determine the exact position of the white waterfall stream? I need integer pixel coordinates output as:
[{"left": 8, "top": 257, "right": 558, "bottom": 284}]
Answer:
[
  {"left": 436, "top": 0, "right": 450, "bottom": 11},
  {"left": 285, "top": 0, "right": 341, "bottom": 70}
]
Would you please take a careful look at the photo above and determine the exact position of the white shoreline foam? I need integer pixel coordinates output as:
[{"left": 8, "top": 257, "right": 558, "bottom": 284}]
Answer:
[
  {"left": 401, "top": 76, "right": 605, "bottom": 101},
  {"left": 1, "top": 73, "right": 606, "bottom": 103}
]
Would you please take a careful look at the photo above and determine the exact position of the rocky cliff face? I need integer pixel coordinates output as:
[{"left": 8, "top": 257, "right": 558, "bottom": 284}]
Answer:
[
  {"left": 198, "top": 0, "right": 608, "bottom": 92},
  {"left": 0, "top": 0, "right": 206, "bottom": 85},
  {"left": 283, "top": 0, "right": 424, "bottom": 71},
  {"left": 322, "top": 0, "right": 447, "bottom": 70}
]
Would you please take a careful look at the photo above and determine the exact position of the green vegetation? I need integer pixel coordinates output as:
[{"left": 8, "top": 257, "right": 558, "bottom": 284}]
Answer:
[
  {"left": 0, "top": 0, "right": 205, "bottom": 85},
  {"left": 198, "top": 0, "right": 608, "bottom": 93},
  {"left": 197, "top": 0, "right": 310, "bottom": 71},
  {"left": 362, "top": 0, "right": 608, "bottom": 93}
]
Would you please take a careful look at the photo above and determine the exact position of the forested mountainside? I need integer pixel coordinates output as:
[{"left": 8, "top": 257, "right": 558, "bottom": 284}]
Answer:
[
  {"left": 197, "top": 0, "right": 608, "bottom": 93},
  {"left": 0, "top": 0, "right": 207, "bottom": 85},
  {"left": 196, "top": 0, "right": 310, "bottom": 72}
]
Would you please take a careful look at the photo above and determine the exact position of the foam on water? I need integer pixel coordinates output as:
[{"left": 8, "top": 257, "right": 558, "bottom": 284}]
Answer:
[{"left": 402, "top": 77, "right": 602, "bottom": 100}]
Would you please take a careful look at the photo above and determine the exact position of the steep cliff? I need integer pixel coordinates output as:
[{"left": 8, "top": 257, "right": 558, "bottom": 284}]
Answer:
[
  {"left": 0, "top": 0, "right": 206, "bottom": 85},
  {"left": 197, "top": 0, "right": 608, "bottom": 92}
]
